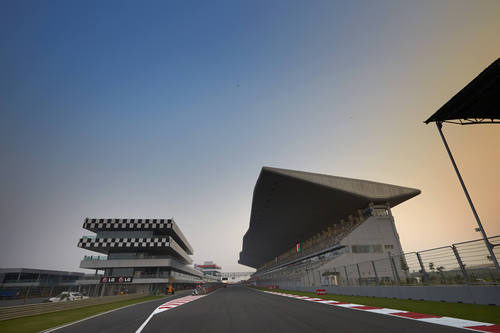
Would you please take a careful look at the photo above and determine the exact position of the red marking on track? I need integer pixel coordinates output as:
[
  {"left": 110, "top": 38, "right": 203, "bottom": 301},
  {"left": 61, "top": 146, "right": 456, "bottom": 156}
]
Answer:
[
  {"left": 465, "top": 325, "right": 500, "bottom": 333},
  {"left": 352, "top": 306, "right": 383, "bottom": 310},
  {"left": 392, "top": 312, "right": 441, "bottom": 319}
]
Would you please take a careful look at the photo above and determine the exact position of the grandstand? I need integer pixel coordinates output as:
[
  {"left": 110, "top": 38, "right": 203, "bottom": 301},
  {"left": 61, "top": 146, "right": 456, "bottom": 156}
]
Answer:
[{"left": 239, "top": 167, "right": 421, "bottom": 287}]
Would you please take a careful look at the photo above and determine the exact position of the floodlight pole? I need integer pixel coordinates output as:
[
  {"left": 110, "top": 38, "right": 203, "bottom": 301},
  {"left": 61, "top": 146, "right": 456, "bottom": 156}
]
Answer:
[{"left": 436, "top": 121, "right": 500, "bottom": 273}]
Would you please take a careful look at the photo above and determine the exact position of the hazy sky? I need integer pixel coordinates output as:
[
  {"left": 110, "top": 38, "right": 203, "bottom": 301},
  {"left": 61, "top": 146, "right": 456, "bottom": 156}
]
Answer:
[{"left": 1, "top": 0, "right": 499, "bottom": 273}]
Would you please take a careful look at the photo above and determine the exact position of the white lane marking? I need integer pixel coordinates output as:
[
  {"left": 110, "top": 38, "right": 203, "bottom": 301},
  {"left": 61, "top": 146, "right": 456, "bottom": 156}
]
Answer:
[
  {"left": 40, "top": 296, "right": 171, "bottom": 333},
  {"left": 330, "top": 303, "right": 363, "bottom": 308},
  {"left": 135, "top": 313, "right": 155, "bottom": 333},
  {"left": 417, "top": 317, "right": 492, "bottom": 329},
  {"left": 135, "top": 295, "right": 206, "bottom": 333}
]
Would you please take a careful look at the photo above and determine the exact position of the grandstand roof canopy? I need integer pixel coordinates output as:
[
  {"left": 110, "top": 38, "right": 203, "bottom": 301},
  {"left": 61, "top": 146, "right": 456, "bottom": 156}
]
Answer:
[
  {"left": 238, "top": 167, "right": 421, "bottom": 268},
  {"left": 424, "top": 58, "right": 500, "bottom": 125}
]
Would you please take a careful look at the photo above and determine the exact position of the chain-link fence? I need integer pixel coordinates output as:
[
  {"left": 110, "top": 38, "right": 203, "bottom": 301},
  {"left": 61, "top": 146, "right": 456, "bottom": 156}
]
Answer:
[{"left": 259, "top": 236, "right": 500, "bottom": 287}]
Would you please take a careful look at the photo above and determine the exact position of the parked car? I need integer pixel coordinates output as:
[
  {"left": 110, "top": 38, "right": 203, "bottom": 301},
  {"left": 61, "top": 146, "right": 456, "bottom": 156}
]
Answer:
[{"left": 48, "top": 291, "right": 89, "bottom": 302}]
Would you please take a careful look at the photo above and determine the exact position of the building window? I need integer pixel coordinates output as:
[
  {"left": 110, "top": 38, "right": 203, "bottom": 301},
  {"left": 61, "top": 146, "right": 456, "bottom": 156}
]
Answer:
[
  {"left": 351, "top": 244, "right": 383, "bottom": 253},
  {"left": 351, "top": 245, "right": 371, "bottom": 253},
  {"left": 384, "top": 244, "right": 394, "bottom": 250},
  {"left": 91, "top": 218, "right": 96, "bottom": 223}
]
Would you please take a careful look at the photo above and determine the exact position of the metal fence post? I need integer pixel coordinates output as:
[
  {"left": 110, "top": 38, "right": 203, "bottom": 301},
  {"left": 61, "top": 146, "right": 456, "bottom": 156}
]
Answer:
[
  {"left": 356, "top": 264, "right": 362, "bottom": 286},
  {"left": 452, "top": 245, "right": 471, "bottom": 285},
  {"left": 344, "top": 266, "right": 349, "bottom": 286},
  {"left": 371, "top": 261, "right": 379, "bottom": 285},
  {"left": 416, "top": 252, "right": 429, "bottom": 283},
  {"left": 388, "top": 253, "right": 400, "bottom": 285}
]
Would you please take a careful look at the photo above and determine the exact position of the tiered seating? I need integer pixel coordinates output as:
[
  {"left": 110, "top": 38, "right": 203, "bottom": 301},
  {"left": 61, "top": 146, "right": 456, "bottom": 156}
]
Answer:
[
  {"left": 258, "top": 213, "right": 366, "bottom": 271},
  {"left": 265, "top": 256, "right": 333, "bottom": 283}
]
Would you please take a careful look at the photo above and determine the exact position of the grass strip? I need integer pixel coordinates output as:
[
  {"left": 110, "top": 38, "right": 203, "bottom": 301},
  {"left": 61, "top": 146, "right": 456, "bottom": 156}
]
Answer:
[
  {"left": 255, "top": 287, "right": 500, "bottom": 324},
  {"left": 0, "top": 295, "right": 164, "bottom": 333}
]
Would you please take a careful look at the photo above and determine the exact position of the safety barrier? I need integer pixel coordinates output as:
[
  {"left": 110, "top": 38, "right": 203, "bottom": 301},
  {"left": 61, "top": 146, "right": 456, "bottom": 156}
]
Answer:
[{"left": 0, "top": 293, "right": 146, "bottom": 321}]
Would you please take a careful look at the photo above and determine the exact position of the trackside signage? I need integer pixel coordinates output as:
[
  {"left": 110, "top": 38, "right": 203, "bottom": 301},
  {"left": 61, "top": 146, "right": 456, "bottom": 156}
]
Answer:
[{"left": 100, "top": 276, "right": 133, "bottom": 284}]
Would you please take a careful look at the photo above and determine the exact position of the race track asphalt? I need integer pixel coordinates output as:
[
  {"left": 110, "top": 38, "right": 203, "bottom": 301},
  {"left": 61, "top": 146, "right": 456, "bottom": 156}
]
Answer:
[
  {"left": 51, "top": 286, "right": 472, "bottom": 333},
  {"left": 50, "top": 291, "right": 191, "bottom": 333}
]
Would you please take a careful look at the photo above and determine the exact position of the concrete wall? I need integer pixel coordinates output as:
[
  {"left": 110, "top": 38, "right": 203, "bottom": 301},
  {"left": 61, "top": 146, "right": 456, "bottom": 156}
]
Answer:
[
  {"left": 288, "top": 285, "right": 500, "bottom": 305},
  {"left": 320, "top": 214, "right": 403, "bottom": 276}
]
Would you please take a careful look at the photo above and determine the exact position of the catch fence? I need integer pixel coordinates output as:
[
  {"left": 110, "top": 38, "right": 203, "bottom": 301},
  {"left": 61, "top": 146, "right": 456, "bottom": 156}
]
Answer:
[
  {"left": 319, "top": 236, "right": 500, "bottom": 287},
  {"left": 261, "top": 236, "right": 500, "bottom": 288}
]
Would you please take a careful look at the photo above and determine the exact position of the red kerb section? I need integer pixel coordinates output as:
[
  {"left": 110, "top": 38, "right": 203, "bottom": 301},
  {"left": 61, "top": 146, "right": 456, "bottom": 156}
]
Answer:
[
  {"left": 465, "top": 325, "right": 500, "bottom": 333},
  {"left": 392, "top": 312, "right": 442, "bottom": 319},
  {"left": 352, "top": 306, "right": 383, "bottom": 310}
]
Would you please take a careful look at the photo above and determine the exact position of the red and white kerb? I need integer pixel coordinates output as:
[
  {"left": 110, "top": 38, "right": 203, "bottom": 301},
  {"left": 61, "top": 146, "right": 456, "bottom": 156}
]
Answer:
[{"left": 263, "top": 291, "right": 500, "bottom": 333}]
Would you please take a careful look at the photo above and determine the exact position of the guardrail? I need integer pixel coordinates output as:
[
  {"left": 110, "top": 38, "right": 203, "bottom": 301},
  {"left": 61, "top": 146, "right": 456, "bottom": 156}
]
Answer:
[{"left": 0, "top": 293, "right": 146, "bottom": 321}]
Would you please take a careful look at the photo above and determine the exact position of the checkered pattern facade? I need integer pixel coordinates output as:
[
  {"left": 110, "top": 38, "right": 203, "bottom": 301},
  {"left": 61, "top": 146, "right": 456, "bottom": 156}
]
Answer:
[
  {"left": 78, "top": 236, "right": 171, "bottom": 249},
  {"left": 83, "top": 218, "right": 173, "bottom": 231}
]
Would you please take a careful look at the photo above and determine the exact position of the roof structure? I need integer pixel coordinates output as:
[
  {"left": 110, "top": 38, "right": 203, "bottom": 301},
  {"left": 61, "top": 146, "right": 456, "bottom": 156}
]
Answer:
[
  {"left": 424, "top": 58, "right": 500, "bottom": 125},
  {"left": 0, "top": 268, "right": 84, "bottom": 276},
  {"left": 238, "top": 167, "right": 421, "bottom": 268}
]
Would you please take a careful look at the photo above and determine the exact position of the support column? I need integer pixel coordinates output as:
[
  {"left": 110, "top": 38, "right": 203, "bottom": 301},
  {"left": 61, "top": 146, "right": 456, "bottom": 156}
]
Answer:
[
  {"left": 436, "top": 122, "right": 500, "bottom": 274},
  {"left": 452, "top": 245, "right": 471, "bottom": 285}
]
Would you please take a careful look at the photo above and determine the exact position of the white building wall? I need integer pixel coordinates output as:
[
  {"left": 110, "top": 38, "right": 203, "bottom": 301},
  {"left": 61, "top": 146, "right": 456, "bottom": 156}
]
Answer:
[{"left": 313, "top": 212, "right": 405, "bottom": 285}]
